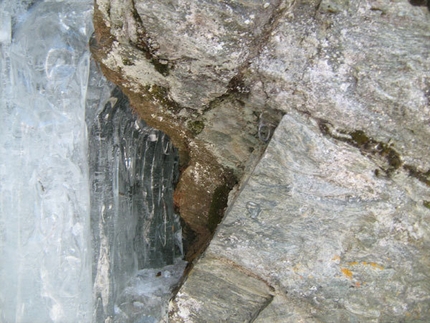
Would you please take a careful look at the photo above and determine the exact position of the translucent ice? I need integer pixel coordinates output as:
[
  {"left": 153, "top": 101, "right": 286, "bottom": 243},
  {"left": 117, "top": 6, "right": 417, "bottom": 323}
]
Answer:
[
  {"left": 0, "top": 11, "right": 11, "bottom": 44},
  {"left": 0, "top": 1, "right": 185, "bottom": 322},
  {"left": 87, "top": 79, "right": 183, "bottom": 322},
  {"left": 0, "top": 1, "right": 94, "bottom": 322},
  {"left": 114, "top": 259, "right": 187, "bottom": 323}
]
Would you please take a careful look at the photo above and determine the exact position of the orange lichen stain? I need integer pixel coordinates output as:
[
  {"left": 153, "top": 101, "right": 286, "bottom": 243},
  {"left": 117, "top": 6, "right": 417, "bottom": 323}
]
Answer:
[
  {"left": 369, "top": 262, "right": 384, "bottom": 270},
  {"left": 355, "top": 282, "right": 361, "bottom": 288},
  {"left": 348, "top": 261, "right": 384, "bottom": 270},
  {"left": 332, "top": 255, "right": 341, "bottom": 261},
  {"left": 341, "top": 268, "right": 353, "bottom": 279}
]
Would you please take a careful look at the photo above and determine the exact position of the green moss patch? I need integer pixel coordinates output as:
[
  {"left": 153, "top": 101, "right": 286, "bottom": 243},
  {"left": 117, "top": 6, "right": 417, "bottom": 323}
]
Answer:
[
  {"left": 143, "top": 84, "right": 182, "bottom": 113},
  {"left": 187, "top": 120, "right": 205, "bottom": 136},
  {"left": 404, "top": 165, "right": 430, "bottom": 186},
  {"left": 318, "top": 121, "right": 402, "bottom": 174},
  {"left": 318, "top": 120, "right": 430, "bottom": 186}
]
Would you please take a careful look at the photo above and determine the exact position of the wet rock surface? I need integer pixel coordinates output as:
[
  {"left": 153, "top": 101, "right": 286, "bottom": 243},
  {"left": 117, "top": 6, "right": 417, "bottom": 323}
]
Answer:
[{"left": 92, "top": 0, "right": 430, "bottom": 320}]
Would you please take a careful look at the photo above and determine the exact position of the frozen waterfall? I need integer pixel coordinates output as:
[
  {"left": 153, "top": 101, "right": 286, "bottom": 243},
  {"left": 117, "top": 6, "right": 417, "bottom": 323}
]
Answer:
[{"left": 0, "top": 1, "right": 185, "bottom": 322}]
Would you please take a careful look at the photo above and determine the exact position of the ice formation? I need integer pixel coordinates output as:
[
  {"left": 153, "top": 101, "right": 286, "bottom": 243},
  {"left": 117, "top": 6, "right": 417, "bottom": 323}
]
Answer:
[
  {"left": 0, "top": 1, "right": 185, "bottom": 322},
  {"left": 87, "top": 74, "right": 184, "bottom": 322}
]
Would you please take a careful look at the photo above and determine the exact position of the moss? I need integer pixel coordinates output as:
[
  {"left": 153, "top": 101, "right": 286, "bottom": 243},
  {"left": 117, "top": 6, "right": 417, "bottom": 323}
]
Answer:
[
  {"left": 349, "top": 130, "right": 369, "bottom": 146},
  {"left": 404, "top": 165, "right": 430, "bottom": 186},
  {"left": 187, "top": 120, "right": 205, "bottom": 136},
  {"left": 129, "top": 6, "right": 171, "bottom": 76},
  {"left": 385, "top": 149, "right": 402, "bottom": 169},
  {"left": 318, "top": 120, "right": 402, "bottom": 174},
  {"left": 423, "top": 200, "right": 430, "bottom": 209},
  {"left": 143, "top": 84, "right": 182, "bottom": 113},
  {"left": 122, "top": 57, "right": 134, "bottom": 66},
  {"left": 151, "top": 59, "right": 170, "bottom": 76},
  {"left": 318, "top": 120, "right": 430, "bottom": 186}
]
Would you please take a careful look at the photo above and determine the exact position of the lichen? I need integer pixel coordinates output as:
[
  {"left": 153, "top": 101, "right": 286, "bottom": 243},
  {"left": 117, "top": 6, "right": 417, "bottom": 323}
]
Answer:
[
  {"left": 341, "top": 268, "right": 353, "bottom": 279},
  {"left": 187, "top": 120, "right": 205, "bottom": 136}
]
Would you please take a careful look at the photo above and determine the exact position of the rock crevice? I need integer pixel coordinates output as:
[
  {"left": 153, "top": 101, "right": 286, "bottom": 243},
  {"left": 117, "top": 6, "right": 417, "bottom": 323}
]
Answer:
[{"left": 92, "top": 0, "right": 430, "bottom": 320}]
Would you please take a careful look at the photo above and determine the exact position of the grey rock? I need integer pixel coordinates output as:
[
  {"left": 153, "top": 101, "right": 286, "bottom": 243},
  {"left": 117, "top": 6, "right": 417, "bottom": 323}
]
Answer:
[
  {"left": 94, "top": 0, "right": 430, "bottom": 183},
  {"left": 97, "top": 0, "right": 289, "bottom": 109},
  {"left": 171, "top": 112, "right": 430, "bottom": 321},
  {"left": 169, "top": 256, "right": 274, "bottom": 322},
  {"left": 250, "top": 0, "right": 430, "bottom": 171},
  {"left": 92, "top": 0, "right": 430, "bottom": 321}
]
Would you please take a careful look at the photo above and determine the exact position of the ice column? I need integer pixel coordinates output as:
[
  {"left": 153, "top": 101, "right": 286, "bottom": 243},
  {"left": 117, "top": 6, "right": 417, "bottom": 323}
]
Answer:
[
  {"left": 0, "top": 0, "right": 185, "bottom": 323},
  {"left": 87, "top": 76, "right": 183, "bottom": 321},
  {"left": 1, "top": 1, "right": 184, "bottom": 322},
  {"left": 0, "top": 1, "right": 94, "bottom": 322}
]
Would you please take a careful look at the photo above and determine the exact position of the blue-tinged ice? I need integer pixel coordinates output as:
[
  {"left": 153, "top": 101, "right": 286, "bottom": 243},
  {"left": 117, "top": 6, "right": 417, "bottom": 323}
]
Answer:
[
  {"left": 0, "top": 1, "right": 94, "bottom": 322},
  {"left": 87, "top": 70, "right": 185, "bottom": 323},
  {"left": 0, "top": 1, "right": 185, "bottom": 322}
]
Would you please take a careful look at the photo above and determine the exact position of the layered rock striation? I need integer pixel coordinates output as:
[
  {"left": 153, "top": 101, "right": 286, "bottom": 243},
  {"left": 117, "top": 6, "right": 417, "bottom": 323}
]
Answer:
[
  {"left": 170, "top": 111, "right": 430, "bottom": 321},
  {"left": 92, "top": 0, "right": 430, "bottom": 320}
]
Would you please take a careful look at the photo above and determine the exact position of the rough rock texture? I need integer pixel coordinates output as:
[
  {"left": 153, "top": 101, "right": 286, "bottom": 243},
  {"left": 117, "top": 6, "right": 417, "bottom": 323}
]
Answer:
[
  {"left": 170, "top": 256, "right": 274, "bottom": 322},
  {"left": 250, "top": 0, "right": 430, "bottom": 171},
  {"left": 91, "top": 0, "right": 285, "bottom": 259},
  {"left": 170, "top": 112, "right": 430, "bottom": 321},
  {"left": 92, "top": 0, "right": 430, "bottom": 320}
]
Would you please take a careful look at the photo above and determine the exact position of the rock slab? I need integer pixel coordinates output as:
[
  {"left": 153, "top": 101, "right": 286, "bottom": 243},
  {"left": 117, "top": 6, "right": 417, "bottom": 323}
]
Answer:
[{"left": 171, "top": 112, "right": 430, "bottom": 322}]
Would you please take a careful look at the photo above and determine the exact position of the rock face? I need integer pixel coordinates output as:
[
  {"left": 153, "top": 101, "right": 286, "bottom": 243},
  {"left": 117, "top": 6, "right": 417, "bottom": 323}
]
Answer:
[
  {"left": 170, "top": 112, "right": 430, "bottom": 321},
  {"left": 91, "top": 0, "right": 286, "bottom": 259},
  {"left": 92, "top": 0, "right": 430, "bottom": 320}
]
